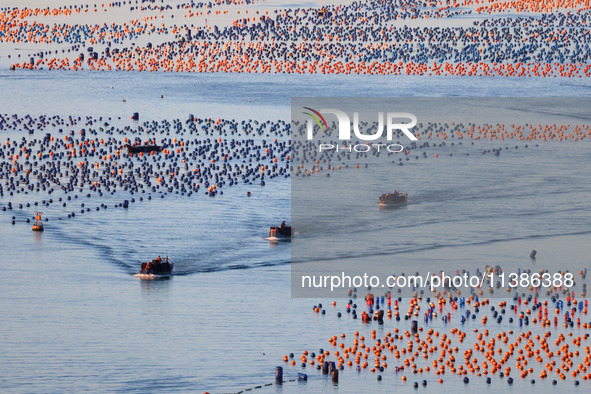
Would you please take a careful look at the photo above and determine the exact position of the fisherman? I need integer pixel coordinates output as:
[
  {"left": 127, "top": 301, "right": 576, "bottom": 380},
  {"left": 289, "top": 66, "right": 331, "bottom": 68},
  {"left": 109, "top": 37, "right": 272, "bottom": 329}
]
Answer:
[{"left": 280, "top": 221, "right": 286, "bottom": 229}]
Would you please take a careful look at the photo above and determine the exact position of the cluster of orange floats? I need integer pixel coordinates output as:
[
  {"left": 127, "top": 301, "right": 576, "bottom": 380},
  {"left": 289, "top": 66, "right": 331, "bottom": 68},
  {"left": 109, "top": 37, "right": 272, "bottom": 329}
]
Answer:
[
  {"left": 13, "top": 55, "right": 591, "bottom": 78},
  {"left": 433, "top": 0, "right": 591, "bottom": 13},
  {"left": 0, "top": 3, "right": 169, "bottom": 20},
  {"left": 4, "top": 1, "right": 591, "bottom": 78},
  {"left": 0, "top": 18, "right": 167, "bottom": 45},
  {"left": 284, "top": 296, "right": 591, "bottom": 386},
  {"left": 430, "top": 123, "right": 591, "bottom": 141},
  {"left": 472, "top": 0, "right": 591, "bottom": 13}
]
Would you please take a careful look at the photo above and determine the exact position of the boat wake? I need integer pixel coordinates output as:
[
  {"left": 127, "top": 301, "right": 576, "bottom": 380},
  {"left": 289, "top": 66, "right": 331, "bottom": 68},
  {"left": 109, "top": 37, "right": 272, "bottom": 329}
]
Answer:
[
  {"left": 132, "top": 273, "right": 173, "bottom": 280},
  {"left": 265, "top": 236, "right": 290, "bottom": 242},
  {"left": 265, "top": 231, "right": 298, "bottom": 242}
]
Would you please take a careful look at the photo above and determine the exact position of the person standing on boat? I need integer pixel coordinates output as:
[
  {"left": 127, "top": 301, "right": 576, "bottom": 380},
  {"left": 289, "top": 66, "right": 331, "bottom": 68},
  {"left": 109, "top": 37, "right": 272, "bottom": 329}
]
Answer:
[{"left": 280, "top": 221, "right": 286, "bottom": 229}]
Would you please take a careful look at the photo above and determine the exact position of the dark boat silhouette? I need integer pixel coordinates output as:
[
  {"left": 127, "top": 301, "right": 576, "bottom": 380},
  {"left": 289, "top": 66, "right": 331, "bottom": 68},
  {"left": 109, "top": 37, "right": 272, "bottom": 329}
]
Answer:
[
  {"left": 378, "top": 191, "right": 408, "bottom": 206},
  {"left": 125, "top": 144, "right": 162, "bottom": 154},
  {"left": 135, "top": 256, "right": 173, "bottom": 278},
  {"left": 269, "top": 222, "right": 292, "bottom": 240}
]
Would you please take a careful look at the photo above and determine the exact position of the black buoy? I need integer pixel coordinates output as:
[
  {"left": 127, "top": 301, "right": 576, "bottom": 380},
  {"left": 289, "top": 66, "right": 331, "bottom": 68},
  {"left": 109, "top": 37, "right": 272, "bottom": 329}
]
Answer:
[
  {"left": 275, "top": 366, "right": 282, "bottom": 384},
  {"left": 331, "top": 369, "right": 338, "bottom": 382}
]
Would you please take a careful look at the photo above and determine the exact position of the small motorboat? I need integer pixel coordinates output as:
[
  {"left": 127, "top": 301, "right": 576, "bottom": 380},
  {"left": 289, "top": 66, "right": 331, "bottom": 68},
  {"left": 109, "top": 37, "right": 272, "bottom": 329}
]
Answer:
[
  {"left": 134, "top": 256, "right": 173, "bottom": 279},
  {"left": 32, "top": 211, "right": 44, "bottom": 232},
  {"left": 317, "top": 8, "right": 332, "bottom": 17},
  {"left": 317, "top": 0, "right": 332, "bottom": 17},
  {"left": 125, "top": 144, "right": 162, "bottom": 154},
  {"left": 269, "top": 221, "right": 292, "bottom": 240},
  {"left": 378, "top": 191, "right": 408, "bottom": 206}
]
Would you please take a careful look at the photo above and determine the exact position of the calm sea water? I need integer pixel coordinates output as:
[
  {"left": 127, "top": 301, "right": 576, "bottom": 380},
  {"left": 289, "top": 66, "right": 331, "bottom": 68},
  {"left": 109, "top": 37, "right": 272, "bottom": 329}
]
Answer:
[
  {"left": 290, "top": 97, "right": 591, "bottom": 297},
  {"left": 2, "top": 69, "right": 591, "bottom": 122},
  {"left": 1, "top": 70, "right": 591, "bottom": 393},
  {"left": 291, "top": 139, "right": 591, "bottom": 295}
]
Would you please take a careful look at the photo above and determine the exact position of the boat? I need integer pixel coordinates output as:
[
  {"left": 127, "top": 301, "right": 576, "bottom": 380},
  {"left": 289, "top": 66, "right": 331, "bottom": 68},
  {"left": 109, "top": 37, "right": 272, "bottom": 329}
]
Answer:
[
  {"left": 378, "top": 191, "right": 408, "bottom": 206},
  {"left": 32, "top": 211, "right": 44, "bottom": 232},
  {"left": 135, "top": 256, "right": 174, "bottom": 278},
  {"left": 317, "top": 8, "right": 332, "bottom": 17},
  {"left": 317, "top": 0, "right": 332, "bottom": 17},
  {"left": 125, "top": 144, "right": 162, "bottom": 154},
  {"left": 269, "top": 222, "right": 292, "bottom": 240}
]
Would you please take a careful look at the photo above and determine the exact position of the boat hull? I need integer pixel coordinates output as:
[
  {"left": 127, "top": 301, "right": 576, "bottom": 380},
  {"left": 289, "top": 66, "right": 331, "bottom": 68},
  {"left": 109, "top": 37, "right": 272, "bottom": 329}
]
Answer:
[
  {"left": 269, "top": 226, "right": 292, "bottom": 239},
  {"left": 378, "top": 192, "right": 408, "bottom": 206},
  {"left": 126, "top": 144, "right": 162, "bottom": 154},
  {"left": 138, "top": 261, "right": 174, "bottom": 277}
]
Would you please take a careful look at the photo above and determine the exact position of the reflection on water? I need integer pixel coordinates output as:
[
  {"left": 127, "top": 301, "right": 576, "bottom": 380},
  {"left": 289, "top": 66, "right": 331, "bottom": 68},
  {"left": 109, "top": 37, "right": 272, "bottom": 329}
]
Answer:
[
  {"left": 377, "top": 203, "right": 409, "bottom": 211},
  {"left": 33, "top": 230, "right": 43, "bottom": 242},
  {"left": 139, "top": 276, "right": 173, "bottom": 295}
]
